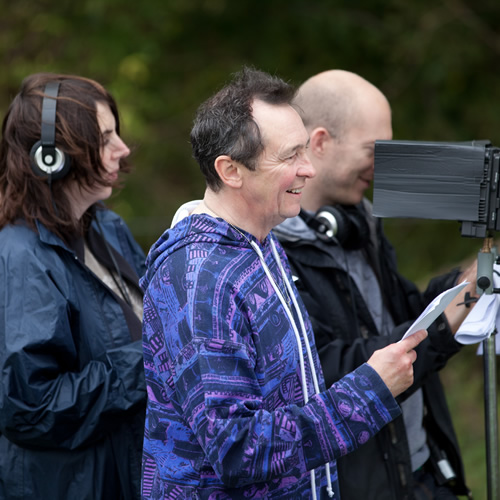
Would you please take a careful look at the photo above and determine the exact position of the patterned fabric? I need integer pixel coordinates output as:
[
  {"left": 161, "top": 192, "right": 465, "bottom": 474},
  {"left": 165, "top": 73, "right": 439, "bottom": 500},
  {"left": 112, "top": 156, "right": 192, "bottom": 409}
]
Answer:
[{"left": 140, "top": 214, "right": 401, "bottom": 499}]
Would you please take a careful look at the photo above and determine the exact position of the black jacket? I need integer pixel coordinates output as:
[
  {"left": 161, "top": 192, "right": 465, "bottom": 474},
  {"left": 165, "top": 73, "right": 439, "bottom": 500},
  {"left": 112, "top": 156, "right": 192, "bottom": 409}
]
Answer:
[
  {"left": 274, "top": 201, "right": 471, "bottom": 500},
  {"left": 0, "top": 208, "right": 146, "bottom": 500}
]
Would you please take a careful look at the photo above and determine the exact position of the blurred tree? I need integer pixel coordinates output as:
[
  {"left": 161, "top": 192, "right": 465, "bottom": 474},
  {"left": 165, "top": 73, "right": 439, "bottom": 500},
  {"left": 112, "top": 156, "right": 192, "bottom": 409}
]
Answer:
[{"left": 2, "top": 0, "right": 500, "bottom": 262}]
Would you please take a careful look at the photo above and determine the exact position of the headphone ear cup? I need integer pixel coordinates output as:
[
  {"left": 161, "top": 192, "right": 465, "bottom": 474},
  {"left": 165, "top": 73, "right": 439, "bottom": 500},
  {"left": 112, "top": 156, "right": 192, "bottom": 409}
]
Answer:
[
  {"left": 30, "top": 141, "right": 71, "bottom": 180},
  {"left": 313, "top": 205, "right": 370, "bottom": 250},
  {"left": 314, "top": 206, "right": 350, "bottom": 243}
]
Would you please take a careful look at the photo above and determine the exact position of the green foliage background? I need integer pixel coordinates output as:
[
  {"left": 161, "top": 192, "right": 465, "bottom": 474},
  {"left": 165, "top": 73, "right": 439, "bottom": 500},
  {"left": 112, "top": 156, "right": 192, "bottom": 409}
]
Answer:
[{"left": 2, "top": 0, "right": 499, "bottom": 497}]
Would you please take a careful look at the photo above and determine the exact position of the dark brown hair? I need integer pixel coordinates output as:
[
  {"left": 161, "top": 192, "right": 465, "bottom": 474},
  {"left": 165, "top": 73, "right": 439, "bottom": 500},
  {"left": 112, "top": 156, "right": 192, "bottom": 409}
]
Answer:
[
  {"left": 190, "top": 66, "right": 296, "bottom": 191},
  {"left": 0, "top": 73, "right": 130, "bottom": 241}
]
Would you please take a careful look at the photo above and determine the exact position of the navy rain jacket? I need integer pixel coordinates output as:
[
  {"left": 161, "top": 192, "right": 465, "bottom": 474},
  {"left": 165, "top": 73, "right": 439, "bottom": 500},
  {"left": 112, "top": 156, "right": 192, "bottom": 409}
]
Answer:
[{"left": 0, "top": 207, "right": 146, "bottom": 500}]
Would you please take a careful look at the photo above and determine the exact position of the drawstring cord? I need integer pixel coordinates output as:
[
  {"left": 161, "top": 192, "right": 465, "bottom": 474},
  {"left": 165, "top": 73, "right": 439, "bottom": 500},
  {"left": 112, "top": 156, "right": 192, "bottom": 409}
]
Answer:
[
  {"left": 271, "top": 239, "right": 334, "bottom": 498},
  {"left": 250, "top": 238, "right": 335, "bottom": 499}
]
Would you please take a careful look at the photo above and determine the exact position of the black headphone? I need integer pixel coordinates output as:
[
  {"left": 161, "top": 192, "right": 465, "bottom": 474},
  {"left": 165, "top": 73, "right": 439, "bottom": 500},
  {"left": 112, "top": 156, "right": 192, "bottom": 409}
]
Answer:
[
  {"left": 29, "top": 81, "right": 71, "bottom": 180},
  {"left": 299, "top": 204, "right": 370, "bottom": 250}
]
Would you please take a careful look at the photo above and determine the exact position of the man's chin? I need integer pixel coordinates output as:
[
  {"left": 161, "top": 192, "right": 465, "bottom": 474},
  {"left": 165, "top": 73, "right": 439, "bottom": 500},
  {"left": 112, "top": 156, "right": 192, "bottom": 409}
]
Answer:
[
  {"left": 332, "top": 195, "right": 364, "bottom": 207},
  {"left": 349, "top": 187, "right": 368, "bottom": 205},
  {"left": 280, "top": 207, "right": 301, "bottom": 224}
]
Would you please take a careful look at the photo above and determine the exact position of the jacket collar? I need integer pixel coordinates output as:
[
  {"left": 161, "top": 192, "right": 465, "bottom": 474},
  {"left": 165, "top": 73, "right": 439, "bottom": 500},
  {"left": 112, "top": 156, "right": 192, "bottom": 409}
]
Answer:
[
  {"left": 35, "top": 219, "right": 74, "bottom": 253},
  {"left": 273, "top": 214, "right": 317, "bottom": 243}
]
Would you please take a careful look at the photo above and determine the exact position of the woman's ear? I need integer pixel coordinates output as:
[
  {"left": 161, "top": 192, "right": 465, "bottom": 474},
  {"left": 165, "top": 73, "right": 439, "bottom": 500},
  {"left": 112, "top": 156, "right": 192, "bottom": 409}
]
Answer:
[{"left": 214, "top": 155, "right": 243, "bottom": 188}]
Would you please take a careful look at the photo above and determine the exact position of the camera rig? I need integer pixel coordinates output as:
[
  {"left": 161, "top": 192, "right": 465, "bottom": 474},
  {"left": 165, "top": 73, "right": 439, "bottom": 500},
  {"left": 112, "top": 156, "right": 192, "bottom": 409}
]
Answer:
[
  {"left": 373, "top": 138, "right": 500, "bottom": 499},
  {"left": 372, "top": 139, "right": 500, "bottom": 238}
]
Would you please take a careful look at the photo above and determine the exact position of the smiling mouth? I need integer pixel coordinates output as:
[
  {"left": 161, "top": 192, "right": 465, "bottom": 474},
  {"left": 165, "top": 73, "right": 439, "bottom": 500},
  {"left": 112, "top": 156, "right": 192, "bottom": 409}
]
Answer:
[{"left": 287, "top": 188, "right": 302, "bottom": 194}]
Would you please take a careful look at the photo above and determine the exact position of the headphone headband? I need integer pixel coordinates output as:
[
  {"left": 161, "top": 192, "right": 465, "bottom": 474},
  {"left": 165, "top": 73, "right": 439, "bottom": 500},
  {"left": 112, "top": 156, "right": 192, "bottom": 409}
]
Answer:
[
  {"left": 30, "top": 81, "right": 71, "bottom": 180},
  {"left": 39, "top": 82, "right": 59, "bottom": 167}
]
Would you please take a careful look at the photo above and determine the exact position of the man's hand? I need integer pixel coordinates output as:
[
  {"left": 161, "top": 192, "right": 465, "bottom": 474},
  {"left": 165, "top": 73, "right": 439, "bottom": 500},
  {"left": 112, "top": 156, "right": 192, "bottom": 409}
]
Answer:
[
  {"left": 445, "top": 259, "right": 479, "bottom": 334},
  {"left": 366, "top": 329, "right": 428, "bottom": 397}
]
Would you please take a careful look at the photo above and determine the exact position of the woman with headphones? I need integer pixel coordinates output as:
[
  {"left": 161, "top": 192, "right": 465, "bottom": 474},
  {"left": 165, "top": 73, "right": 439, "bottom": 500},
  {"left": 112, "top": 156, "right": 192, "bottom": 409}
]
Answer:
[{"left": 0, "top": 73, "right": 146, "bottom": 499}]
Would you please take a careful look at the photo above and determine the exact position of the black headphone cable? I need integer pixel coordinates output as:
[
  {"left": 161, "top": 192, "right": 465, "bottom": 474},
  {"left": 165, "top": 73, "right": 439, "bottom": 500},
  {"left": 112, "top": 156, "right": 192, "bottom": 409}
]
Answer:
[{"left": 95, "top": 217, "right": 132, "bottom": 307}]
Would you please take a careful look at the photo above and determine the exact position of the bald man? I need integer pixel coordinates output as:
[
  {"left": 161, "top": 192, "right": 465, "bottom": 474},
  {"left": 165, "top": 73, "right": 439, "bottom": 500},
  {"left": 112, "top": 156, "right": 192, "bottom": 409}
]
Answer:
[{"left": 274, "top": 71, "right": 475, "bottom": 500}]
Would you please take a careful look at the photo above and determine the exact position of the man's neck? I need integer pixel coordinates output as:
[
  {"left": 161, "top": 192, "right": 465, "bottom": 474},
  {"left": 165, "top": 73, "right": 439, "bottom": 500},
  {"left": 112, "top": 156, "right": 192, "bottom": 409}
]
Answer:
[{"left": 195, "top": 189, "right": 270, "bottom": 242}]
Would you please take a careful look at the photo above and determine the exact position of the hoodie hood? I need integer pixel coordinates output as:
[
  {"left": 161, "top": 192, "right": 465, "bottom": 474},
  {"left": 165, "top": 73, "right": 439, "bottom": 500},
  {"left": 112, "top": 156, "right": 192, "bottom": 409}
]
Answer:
[
  {"left": 140, "top": 209, "right": 258, "bottom": 292},
  {"left": 170, "top": 199, "right": 202, "bottom": 227}
]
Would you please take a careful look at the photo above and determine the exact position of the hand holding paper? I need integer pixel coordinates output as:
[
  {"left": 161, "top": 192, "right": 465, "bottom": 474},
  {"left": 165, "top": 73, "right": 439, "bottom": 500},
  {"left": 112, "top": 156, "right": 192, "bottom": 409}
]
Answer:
[
  {"left": 400, "top": 281, "right": 469, "bottom": 342},
  {"left": 368, "top": 329, "right": 428, "bottom": 397}
]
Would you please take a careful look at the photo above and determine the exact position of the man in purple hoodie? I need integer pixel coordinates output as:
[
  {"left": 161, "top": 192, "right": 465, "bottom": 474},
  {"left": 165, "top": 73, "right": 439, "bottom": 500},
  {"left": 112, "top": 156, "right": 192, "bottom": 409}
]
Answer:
[{"left": 140, "top": 67, "right": 427, "bottom": 499}]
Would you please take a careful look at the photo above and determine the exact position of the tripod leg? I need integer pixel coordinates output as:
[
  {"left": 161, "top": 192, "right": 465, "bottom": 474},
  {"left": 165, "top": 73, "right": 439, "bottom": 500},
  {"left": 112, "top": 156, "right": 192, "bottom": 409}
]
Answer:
[{"left": 483, "top": 334, "right": 499, "bottom": 500}]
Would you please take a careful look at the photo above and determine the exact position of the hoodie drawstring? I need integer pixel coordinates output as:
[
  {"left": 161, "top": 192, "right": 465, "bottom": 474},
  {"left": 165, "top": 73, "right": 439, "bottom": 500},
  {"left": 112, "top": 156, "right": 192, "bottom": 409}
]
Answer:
[{"left": 251, "top": 238, "right": 335, "bottom": 499}]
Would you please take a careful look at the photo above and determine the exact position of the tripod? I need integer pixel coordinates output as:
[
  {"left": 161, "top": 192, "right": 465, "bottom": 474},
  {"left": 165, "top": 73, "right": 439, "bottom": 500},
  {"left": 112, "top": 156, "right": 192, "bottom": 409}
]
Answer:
[{"left": 476, "top": 237, "right": 499, "bottom": 500}]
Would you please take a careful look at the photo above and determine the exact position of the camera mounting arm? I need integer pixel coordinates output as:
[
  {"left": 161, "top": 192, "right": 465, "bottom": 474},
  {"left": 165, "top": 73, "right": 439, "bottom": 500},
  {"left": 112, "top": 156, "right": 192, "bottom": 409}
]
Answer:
[{"left": 477, "top": 237, "right": 496, "bottom": 294}]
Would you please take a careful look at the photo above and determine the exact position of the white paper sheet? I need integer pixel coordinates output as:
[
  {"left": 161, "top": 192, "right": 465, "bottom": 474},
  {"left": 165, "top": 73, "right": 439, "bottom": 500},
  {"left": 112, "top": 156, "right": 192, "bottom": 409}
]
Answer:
[{"left": 400, "top": 281, "right": 469, "bottom": 341}]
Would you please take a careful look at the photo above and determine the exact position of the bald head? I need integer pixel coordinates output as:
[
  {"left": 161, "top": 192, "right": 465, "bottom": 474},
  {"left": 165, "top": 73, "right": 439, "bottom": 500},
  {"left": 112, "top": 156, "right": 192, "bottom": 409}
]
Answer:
[
  {"left": 293, "top": 70, "right": 390, "bottom": 139},
  {"left": 296, "top": 70, "right": 393, "bottom": 209}
]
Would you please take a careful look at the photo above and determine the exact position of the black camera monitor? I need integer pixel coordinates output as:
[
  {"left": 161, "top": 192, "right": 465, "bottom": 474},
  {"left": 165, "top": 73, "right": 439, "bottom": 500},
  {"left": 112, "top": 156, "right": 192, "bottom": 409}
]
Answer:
[{"left": 372, "top": 139, "right": 500, "bottom": 238}]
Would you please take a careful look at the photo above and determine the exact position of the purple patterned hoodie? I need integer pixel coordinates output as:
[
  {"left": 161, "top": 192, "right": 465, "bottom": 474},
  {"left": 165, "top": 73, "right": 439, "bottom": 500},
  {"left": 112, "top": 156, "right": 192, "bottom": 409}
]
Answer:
[{"left": 140, "top": 212, "right": 401, "bottom": 499}]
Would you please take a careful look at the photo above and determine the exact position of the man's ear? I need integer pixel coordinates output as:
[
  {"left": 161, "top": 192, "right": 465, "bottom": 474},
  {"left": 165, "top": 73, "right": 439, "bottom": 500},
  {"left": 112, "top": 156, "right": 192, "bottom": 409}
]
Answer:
[
  {"left": 214, "top": 155, "right": 243, "bottom": 188},
  {"left": 309, "top": 127, "right": 331, "bottom": 157}
]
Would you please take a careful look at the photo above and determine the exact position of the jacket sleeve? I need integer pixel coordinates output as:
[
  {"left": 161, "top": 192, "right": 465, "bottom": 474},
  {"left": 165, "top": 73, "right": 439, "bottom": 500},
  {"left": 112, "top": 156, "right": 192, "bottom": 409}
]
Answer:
[
  {"left": 290, "top": 225, "right": 462, "bottom": 390},
  {"left": 143, "top": 276, "right": 401, "bottom": 488},
  {"left": 0, "top": 241, "right": 146, "bottom": 451},
  {"left": 199, "top": 362, "right": 400, "bottom": 488}
]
